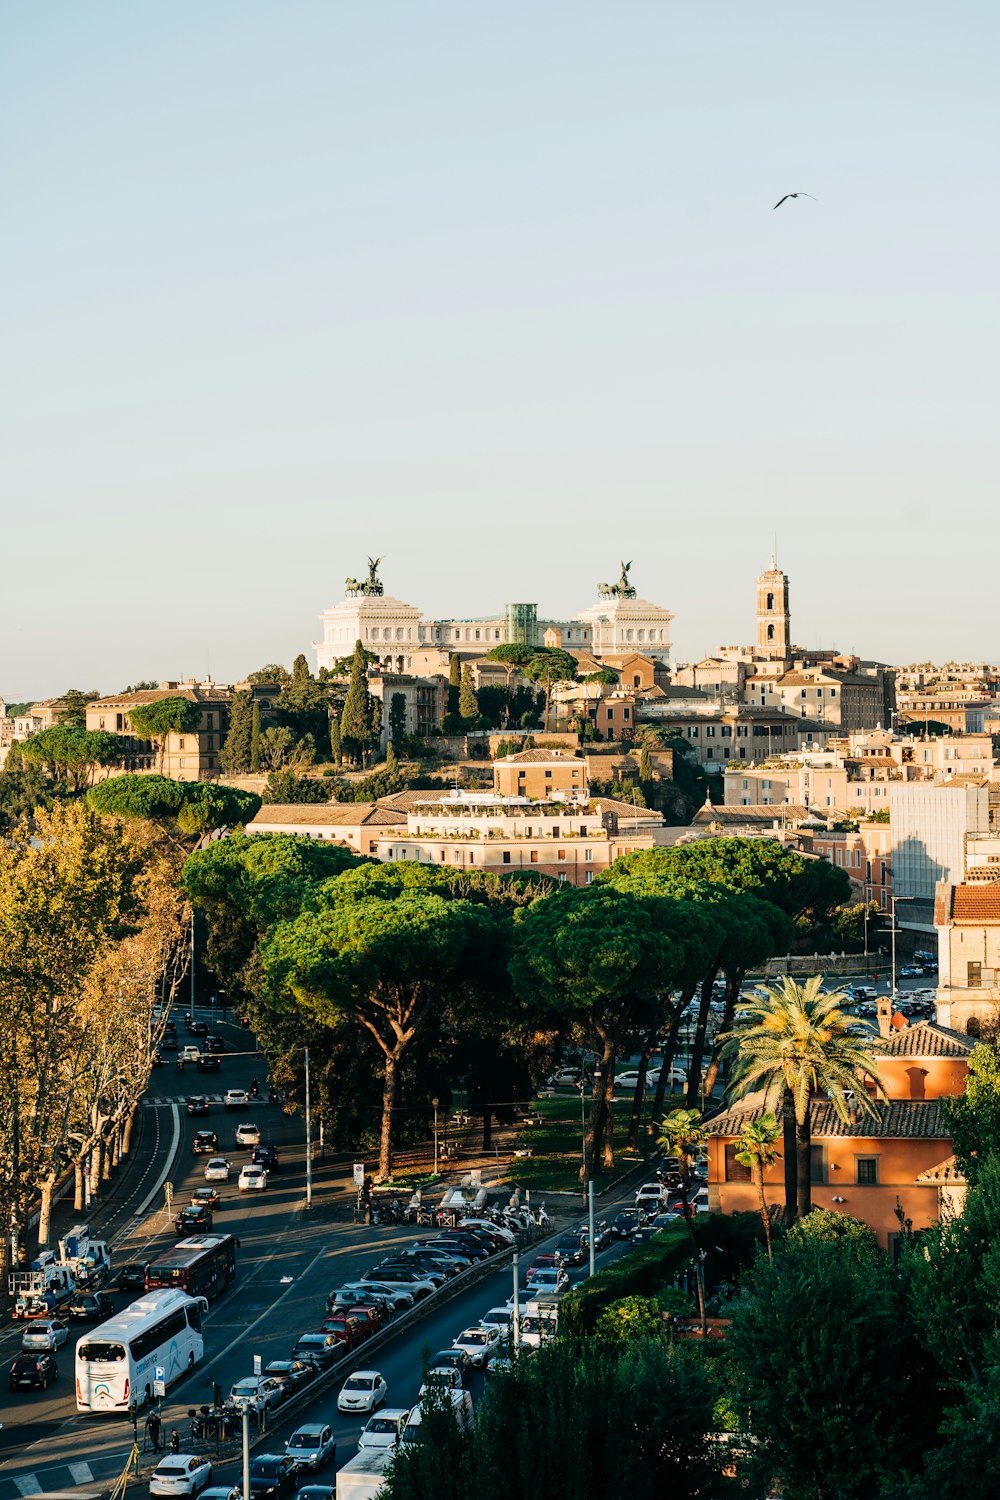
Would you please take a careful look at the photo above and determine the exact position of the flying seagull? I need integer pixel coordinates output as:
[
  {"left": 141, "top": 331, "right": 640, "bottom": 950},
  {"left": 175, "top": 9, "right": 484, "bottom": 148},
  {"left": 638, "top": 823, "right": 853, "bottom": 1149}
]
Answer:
[{"left": 773, "top": 191, "right": 816, "bottom": 209}]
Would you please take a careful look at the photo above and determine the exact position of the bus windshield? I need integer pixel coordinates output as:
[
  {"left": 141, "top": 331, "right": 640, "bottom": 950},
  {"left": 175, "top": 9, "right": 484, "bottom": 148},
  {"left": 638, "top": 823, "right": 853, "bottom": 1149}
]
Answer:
[{"left": 78, "top": 1341, "right": 127, "bottom": 1362}]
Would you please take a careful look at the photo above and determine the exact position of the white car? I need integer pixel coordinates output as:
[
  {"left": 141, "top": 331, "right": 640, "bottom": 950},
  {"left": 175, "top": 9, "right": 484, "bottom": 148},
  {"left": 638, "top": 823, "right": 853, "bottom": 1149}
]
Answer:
[
  {"left": 357, "top": 1409, "right": 410, "bottom": 1453},
  {"left": 179, "top": 1045, "right": 202, "bottom": 1064},
  {"left": 21, "top": 1318, "right": 69, "bottom": 1351},
  {"left": 229, "top": 1376, "right": 284, "bottom": 1414},
  {"left": 285, "top": 1422, "right": 336, "bottom": 1470},
  {"left": 339, "top": 1281, "right": 414, "bottom": 1312},
  {"left": 480, "top": 1305, "right": 513, "bottom": 1331},
  {"left": 225, "top": 1089, "right": 249, "bottom": 1109},
  {"left": 458, "top": 1218, "right": 516, "bottom": 1245},
  {"left": 338, "top": 1370, "right": 389, "bottom": 1414},
  {"left": 635, "top": 1182, "right": 667, "bottom": 1211},
  {"left": 235, "top": 1122, "right": 261, "bottom": 1148},
  {"left": 529, "top": 1267, "right": 569, "bottom": 1296},
  {"left": 238, "top": 1163, "right": 267, "bottom": 1192},
  {"left": 149, "top": 1455, "right": 214, "bottom": 1497},
  {"left": 204, "top": 1157, "right": 231, "bottom": 1183},
  {"left": 451, "top": 1325, "right": 501, "bottom": 1367}
]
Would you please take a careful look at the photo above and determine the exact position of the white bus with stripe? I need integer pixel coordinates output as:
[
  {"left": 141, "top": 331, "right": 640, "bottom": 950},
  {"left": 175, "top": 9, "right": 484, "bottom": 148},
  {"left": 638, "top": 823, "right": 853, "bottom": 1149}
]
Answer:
[{"left": 75, "top": 1288, "right": 207, "bottom": 1414}]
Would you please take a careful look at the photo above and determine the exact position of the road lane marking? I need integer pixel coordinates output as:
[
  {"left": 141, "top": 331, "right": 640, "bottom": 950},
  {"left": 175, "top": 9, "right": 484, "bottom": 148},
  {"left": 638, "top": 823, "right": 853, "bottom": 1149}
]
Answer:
[
  {"left": 13, "top": 1474, "right": 40, "bottom": 1496},
  {"left": 133, "top": 1102, "right": 181, "bottom": 1219},
  {"left": 196, "top": 1244, "right": 331, "bottom": 1381},
  {"left": 68, "top": 1462, "right": 94, "bottom": 1483}
]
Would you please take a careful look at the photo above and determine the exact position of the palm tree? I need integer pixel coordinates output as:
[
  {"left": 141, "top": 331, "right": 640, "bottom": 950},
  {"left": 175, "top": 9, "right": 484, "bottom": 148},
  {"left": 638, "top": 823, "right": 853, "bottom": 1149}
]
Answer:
[
  {"left": 721, "top": 975, "right": 886, "bottom": 1221},
  {"left": 734, "top": 1113, "right": 781, "bottom": 1259},
  {"left": 658, "top": 1107, "right": 708, "bottom": 1332}
]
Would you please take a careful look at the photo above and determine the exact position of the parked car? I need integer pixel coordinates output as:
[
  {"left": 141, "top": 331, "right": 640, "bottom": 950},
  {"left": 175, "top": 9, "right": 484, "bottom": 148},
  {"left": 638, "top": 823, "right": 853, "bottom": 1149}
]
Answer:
[
  {"left": 175, "top": 1204, "right": 213, "bottom": 1236},
  {"left": 284, "top": 1423, "right": 337, "bottom": 1472},
  {"left": 344, "top": 1306, "right": 384, "bottom": 1337},
  {"left": 378, "top": 1260, "right": 447, "bottom": 1288},
  {"left": 262, "top": 1359, "right": 317, "bottom": 1397},
  {"left": 9, "top": 1352, "right": 58, "bottom": 1390},
  {"left": 337, "top": 1369, "right": 388, "bottom": 1414},
  {"left": 204, "top": 1157, "right": 231, "bottom": 1183},
  {"left": 357, "top": 1410, "right": 410, "bottom": 1453},
  {"left": 186, "top": 1096, "right": 210, "bottom": 1117},
  {"left": 228, "top": 1376, "right": 285, "bottom": 1415},
  {"left": 331, "top": 1283, "right": 412, "bottom": 1314},
  {"left": 899, "top": 965, "right": 923, "bottom": 978},
  {"left": 458, "top": 1217, "right": 516, "bottom": 1245},
  {"left": 117, "top": 1261, "right": 150, "bottom": 1293},
  {"left": 296, "top": 1489, "right": 334, "bottom": 1500},
  {"left": 238, "top": 1163, "right": 268, "bottom": 1192},
  {"left": 67, "top": 1291, "right": 114, "bottom": 1323},
  {"left": 235, "top": 1123, "right": 261, "bottom": 1148},
  {"left": 251, "top": 1144, "right": 280, "bottom": 1171},
  {"left": 248, "top": 1454, "right": 297, "bottom": 1500},
  {"left": 225, "top": 1089, "right": 249, "bottom": 1109},
  {"left": 291, "top": 1333, "right": 340, "bottom": 1371},
  {"left": 360, "top": 1268, "right": 437, "bottom": 1299},
  {"left": 191, "top": 1186, "right": 221, "bottom": 1212},
  {"left": 451, "top": 1324, "right": 501, "bottom": 1367},
  {"left": 21, "top": 1318, "right": 69, "bottom": 1351},
  {"left": 149, "top": 1456, "right": 214, "bottom": 1497}
]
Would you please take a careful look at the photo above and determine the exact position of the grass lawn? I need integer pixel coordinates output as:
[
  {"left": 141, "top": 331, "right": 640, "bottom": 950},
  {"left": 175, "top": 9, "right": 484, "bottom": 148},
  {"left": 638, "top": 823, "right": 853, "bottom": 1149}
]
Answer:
[{"left": 504, "top": 1088, "right": 686, "bottom": 1197}]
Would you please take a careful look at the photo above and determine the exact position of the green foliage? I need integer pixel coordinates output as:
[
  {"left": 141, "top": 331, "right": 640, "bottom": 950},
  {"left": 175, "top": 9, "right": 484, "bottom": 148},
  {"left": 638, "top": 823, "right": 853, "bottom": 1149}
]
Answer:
[
  {"left": 86, "top": 774, "right": 259, "bottom": 837},
  {"left": 787, "top": 1206, "right": 878, "bottom": 1252},
  {"left": 127, "top": 696, "right": 201, "bottom": 742},
  {"left": 119, "top": 679, "right": 158, "bottom": 692},
  {"left": 383, "top": 1339, "right": 725, "bottom": 1500},
  {"left": 245, "top": 663, "right": 291, "bottom": 686},
  {"left": 55, "top": 688, "right": 101, "bottom": 727},
  {"left": 249, "top": 702, "right": 262, "bottom": 772},
  {"left": 729, "top": 1231, "right": 936, "bottom": 1500},
  {"left": 340, "top": 641, "right": 377, "bottom": 766},
  {"left": 329, "top": 714, "right": 342, "bottom": 767},
  {"left": 639, "top": 741, "right": 652, "bottom": 781},
  {"left": 220, "top": 691, "right": 253, "bottom": 775},
  {"left": 0, "top": 763, "right": 60, "bottom": 832},
  {"left": 278, "top": 654, "right": 333, "bottom": 757},
  {"left": 16, "top": 727, "right": 123, "bottom": 791},
  {"left": 592, "top": 1294, "right": 663, "bottom": 1343},
  {"left": 384, "top": 742, "right": 399, "bottom": 779},
  {"left": 4, "top": 702, "right": 32, "bottom": 717},
  {"left": 176, "top": 783, "right": 261, "bottom": 837},
  {"left": 389, "top": 693, "right": 407, "bottom": 748},
  {"left": 941, "top": 1039, "right": 1000, "bottom": 1182},
  {"left": 458, "top": 664, "right": 479, "bottom": 721},
  {"left": 262, "top": 770, "right": 330, "bottom": 804}
]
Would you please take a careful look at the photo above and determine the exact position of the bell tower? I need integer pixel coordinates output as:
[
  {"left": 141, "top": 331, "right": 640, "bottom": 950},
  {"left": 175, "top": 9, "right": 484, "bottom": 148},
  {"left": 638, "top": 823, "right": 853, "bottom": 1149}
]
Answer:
[{"left": 756, "top": 558, "right": 790, "bottom": 661}]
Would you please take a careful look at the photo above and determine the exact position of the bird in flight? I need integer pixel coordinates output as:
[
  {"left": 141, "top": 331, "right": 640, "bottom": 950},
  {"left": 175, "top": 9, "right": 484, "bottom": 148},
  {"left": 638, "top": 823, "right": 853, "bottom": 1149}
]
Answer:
[{"left": 773, "top": 192, "right": 816, "bottom": 209}]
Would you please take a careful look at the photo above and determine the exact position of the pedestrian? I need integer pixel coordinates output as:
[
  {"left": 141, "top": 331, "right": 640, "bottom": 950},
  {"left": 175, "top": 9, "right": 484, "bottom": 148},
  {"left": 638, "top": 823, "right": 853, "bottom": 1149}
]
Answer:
[
  {"left": 169, "top": 1428, "right": 180, "bottom": 1453},
  {"left": 145, "top": 1409, "right": 162, "bottom": 1453}
]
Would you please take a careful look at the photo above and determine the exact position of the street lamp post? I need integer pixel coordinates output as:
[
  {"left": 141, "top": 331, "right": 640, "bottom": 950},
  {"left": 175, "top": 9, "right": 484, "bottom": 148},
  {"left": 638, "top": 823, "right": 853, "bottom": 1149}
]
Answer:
[
  {"left": 304, "top": 1047, "right": 312, "bottom": 1210},
  {"left": 890, "top": 896, "right": 915, "bottom": 1002},
  {"left": 579, "top": 1080, "right": 587, "bottom": 1203},
  {"left": 432, "top": 1098, "right": 439, "bottom": 1178}
]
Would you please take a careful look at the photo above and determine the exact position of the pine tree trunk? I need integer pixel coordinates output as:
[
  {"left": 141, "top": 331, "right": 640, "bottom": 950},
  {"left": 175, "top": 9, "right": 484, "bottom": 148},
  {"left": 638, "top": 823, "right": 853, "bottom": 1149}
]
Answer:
[
  {"left": 89, "top": 1146, "right": 101, "bottom": 1198},
  {"left": 74, "top": 1160, "right": 85, "bottom": 1213},
  {"left": 626, "top": 1036, "right": 656, "bottom": 1149},
  {"left": 377, "top": 1053, "right": 400, "bottom": 1182},
  {"left": 600, "top": 1067, "right": 616, "bottom": 1170},
  {"left": 122, "top": 1108, "right": 136, "bottom": 1157},
  {"left": 701, "top": 968, "right": 744, "bottom": 1101},
  {"left": 686, "top": 972, "right": 716, "bottom": 1109},
  {"left": 37, "top": 1180, "right": 54, "bottom": 1249}
]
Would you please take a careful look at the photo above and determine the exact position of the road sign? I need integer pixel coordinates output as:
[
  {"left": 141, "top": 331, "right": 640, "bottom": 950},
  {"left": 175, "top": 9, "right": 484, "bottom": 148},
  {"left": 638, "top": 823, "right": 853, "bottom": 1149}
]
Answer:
[
  {"left": 353, "top": 1162, "right": 365, "bottom": 1188},
  {"left": 253, "top": 1353, "right": 262, "bottom": 1375},
  {"left": 154, "top": 1365, "right": 165, "bottom": 1397},
  {"left": 164, "top": 1183, "right": 173, "bottom": 1209}
]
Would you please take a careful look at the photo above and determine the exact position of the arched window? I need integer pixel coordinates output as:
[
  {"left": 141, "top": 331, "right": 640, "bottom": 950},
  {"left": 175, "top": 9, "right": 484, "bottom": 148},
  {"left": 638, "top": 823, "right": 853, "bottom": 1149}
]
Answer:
[
  {"left": 767, "top": 624, "right": 775, "bottom": 641},
  {"left": 967, "top": 1017, "right": 982, "bottom": 1039},
  {"left": 766, "top": 592, "right": 775, "bottom": 610}
]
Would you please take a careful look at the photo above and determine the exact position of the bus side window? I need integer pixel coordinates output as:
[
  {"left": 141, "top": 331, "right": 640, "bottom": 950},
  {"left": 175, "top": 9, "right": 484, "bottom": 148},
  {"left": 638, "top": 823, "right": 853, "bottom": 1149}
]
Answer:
[{"left": 187, "top": 1306, "right": 202, "bottom": 1334}]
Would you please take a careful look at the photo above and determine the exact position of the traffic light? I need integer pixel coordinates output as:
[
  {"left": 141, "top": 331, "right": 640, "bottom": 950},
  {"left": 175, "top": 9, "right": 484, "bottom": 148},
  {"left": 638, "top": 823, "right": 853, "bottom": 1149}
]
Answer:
[{"left": 127, "top": 1400, "right": 137, "bottom": 1425}]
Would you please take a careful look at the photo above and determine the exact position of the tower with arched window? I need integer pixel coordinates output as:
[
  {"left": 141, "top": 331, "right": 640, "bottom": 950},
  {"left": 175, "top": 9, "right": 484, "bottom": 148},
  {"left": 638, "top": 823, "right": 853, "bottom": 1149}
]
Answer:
[{"left": 756, "top": 560, "right": 790, "bottom": 661}]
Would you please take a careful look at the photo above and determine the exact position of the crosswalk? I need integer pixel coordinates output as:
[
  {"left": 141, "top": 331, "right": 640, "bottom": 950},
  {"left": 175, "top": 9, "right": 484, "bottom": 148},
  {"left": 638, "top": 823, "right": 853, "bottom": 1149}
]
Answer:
[
  {"left": 4, "top": 1463, "right": 100, "bottom": 1500},
  {"left": 144, "top": 1094, "right": 227, "bottom": 1107}
]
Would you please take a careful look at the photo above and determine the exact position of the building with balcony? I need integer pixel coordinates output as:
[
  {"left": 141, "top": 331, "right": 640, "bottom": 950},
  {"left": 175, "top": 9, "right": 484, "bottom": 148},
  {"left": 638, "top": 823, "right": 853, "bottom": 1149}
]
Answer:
[{"left": 934, "top": 881, "right": 1000, "bottom": 1037}]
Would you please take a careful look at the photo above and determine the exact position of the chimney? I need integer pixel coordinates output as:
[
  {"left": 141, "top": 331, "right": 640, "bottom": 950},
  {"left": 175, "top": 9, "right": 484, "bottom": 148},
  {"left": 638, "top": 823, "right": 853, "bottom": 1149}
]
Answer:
[{"left": 876, "top": 996, "right": 892, "bottom": 1039}]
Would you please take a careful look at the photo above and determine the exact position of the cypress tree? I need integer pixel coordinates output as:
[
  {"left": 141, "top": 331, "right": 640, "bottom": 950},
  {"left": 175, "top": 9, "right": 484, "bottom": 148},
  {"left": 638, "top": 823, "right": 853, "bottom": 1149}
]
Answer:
[
  {"left": 459, "top": 664, "right": 479, "bottom": 721},
  {"left": 385, "top": 741, "right": 398, "bottom": 778},
  {"left": 341, "top": 640, "right": 374, "bottom": 767},
  {"left": 220, "top": 691, "right": 253, "bottom": 774},
  {"left": 389, "top": 692, "right": 407, "bottom": 748},
  {"left": 448, "top": 654, "right": 461, "bottom": 716},
  {"left": 249, "top": 702, "right": 263, "bottom": 772},
  {"left": 330, "top": 714, "right": 343, "bottom": 767},
  {"left": 639, "top": 741, "right": 652, "bottom": 782}
]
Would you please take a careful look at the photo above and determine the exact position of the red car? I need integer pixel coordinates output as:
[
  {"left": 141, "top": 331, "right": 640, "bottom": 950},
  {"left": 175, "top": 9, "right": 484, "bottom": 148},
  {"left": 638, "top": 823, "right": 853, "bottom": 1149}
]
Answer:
[
  {"left": 345, "top": 1306, "right": 383, "bottom": 1337},
  {"left": 319, "top": 1314, "right": 365, "bottom": 1349},
  {"left": 525, "top": 1254, "right": 559, "bottom": 1286}
]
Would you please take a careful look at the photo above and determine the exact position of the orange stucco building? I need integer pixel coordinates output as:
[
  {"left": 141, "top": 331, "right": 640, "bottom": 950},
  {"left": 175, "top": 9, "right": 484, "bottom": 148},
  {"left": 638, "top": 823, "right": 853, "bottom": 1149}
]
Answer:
[{"left": 706, "top": 1021, "right": 972, "bottom": 1250}]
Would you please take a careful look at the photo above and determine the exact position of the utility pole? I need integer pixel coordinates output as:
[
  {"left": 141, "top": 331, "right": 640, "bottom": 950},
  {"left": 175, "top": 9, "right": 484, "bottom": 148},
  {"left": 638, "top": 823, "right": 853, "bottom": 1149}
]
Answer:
[{"left": 304, "top": 1047, "right": 313, "bottom": 1210}]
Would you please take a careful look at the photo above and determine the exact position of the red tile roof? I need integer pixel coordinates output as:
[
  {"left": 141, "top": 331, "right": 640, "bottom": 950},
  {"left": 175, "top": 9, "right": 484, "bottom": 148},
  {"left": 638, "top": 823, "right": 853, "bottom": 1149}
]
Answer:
[{"left": 951, "top": 885, "right": 1000, "bottom": 923}]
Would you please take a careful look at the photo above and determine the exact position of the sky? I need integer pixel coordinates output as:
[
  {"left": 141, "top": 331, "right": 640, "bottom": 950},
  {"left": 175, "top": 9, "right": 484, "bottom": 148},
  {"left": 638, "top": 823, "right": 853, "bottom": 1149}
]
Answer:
[{"left": 3, "top": 2, "right": 999, "bottom": 699}]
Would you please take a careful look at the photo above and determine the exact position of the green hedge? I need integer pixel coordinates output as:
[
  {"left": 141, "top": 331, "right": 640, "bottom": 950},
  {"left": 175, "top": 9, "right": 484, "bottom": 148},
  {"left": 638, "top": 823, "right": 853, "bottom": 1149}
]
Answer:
[{"left": 559, "top": 1214, "right": 766, "bottom": 1337}]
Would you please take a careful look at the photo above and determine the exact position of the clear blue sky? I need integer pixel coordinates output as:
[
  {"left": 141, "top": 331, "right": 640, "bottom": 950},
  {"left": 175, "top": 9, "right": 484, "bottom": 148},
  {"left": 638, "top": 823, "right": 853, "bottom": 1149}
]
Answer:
[{"left": 3, "top": 2, "right": 998, "bottom": 698}]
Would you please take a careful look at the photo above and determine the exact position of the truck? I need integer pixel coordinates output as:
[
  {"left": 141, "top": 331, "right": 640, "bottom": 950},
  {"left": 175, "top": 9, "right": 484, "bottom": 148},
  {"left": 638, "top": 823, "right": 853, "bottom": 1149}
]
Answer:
[
  {"left": 9, "top": 1224, "right": 111, "bottom": 1319},
  {"left": 519, "top": 1295, "right": 560, "bottom": 1348},
  {"left": 335, "top": 1446, "right": 394, "bottom": 1499}
]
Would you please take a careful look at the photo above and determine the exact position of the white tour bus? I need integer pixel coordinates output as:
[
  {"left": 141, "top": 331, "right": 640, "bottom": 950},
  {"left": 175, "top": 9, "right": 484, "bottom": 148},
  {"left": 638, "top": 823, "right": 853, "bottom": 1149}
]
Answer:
[{"left": 75, "top": 1288, "right": 208, "bottom": 1414}]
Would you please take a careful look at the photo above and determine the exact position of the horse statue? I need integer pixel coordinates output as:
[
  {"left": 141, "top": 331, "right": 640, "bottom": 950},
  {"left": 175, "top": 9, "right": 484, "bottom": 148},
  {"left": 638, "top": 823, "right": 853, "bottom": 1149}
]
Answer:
[
  {"left": 344, "top": 576, "right": 363, "bottom": 595},
  {"left": 596, "top": 560, "right": 636, "bottom": 599},
  {"left": 597, "top": 582, "right": 614, "bottom": 598},
  {"left": 344, "top": 557, "right": 385, "bottom": 597}
]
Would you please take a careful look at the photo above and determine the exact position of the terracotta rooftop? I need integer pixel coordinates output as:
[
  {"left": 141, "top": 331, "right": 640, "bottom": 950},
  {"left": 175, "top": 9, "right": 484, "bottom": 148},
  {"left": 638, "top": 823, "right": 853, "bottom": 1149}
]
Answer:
[
  {"left": 951, "top": 885, "right": 1000, "bottom": 923},
  {"left": 249, "top": 802, "right": 394, "bottom": 827},
  {"left": 706, "top": 1098, "right": 947, "bottom": 1140},
  {"left": 915, "top": 1155, "right": 967, "bottom": 1185},
  {"left": 693, "top": 804, "right": 809, "bottom": 825},
  {"left": 501, "top": 750, "right": 584, "bottom": 764},
  {"left": 873, "top": 1021, "right": 974, "bottom": 1059}
]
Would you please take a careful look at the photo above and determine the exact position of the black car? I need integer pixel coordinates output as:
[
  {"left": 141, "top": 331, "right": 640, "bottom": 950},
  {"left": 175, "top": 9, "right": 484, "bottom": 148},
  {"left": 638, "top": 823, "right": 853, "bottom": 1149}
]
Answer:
[
  {"left": 553, "top": 1233, "right": 585, "bottom": 1267},
  {"left": 161, "top": 1031, "right": 179, "bottom": 1051},
  {"left": 191, "top": 1186, "right": 221, "bottom": 1211},
  {"left": 251, "top": 1145, "right": 280, "bottom": 1172},
  {"left": 186, "top": 1096, "right": 210, "bottom": 1117},
  {"left": 193, "top": 1131, "right": 219, "bottom": 1154},
  {"left": 185, "top": 1017, "right": 210, "bottom": 1036},
  {"left": 429, "top": 1349, "right": 471, "bottom": 1384},
  {"left": 263, "top": 1359, "right": 317, "bottom": 1396},
  {"left": 610, "top": 1210, "right": 642, "bottom": 1240},
  {"left": 198, "top": 1054, "right": 222, "bottom": 1073},
  {"left": 291, "top": 1334, "right": 340, "bottom": 1370},
  {"left": 249, "top": 1455, "right": 297, "bottom": 1500},
  {"left": 117, "top": 1262, "right": 149, "bottom": 1292},
  {"left": 67, "top": 1291, "right": 114, "bottom": 1323},
  {"left": 175, "top": 1204, "right": 213, "bottom": 1236},
  {"left": 10, "top": 1352, "right": 58, "bottom": 1391},
  {"left": 205, "top": 1034, "right": 226, "bottom": 1054}
]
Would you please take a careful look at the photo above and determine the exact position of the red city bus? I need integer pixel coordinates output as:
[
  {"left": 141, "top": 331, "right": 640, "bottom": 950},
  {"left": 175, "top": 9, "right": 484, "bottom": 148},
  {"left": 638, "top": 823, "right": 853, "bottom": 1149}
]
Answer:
[{"left": 145, "top": 1235, "right": 238, "bottom": 1302}]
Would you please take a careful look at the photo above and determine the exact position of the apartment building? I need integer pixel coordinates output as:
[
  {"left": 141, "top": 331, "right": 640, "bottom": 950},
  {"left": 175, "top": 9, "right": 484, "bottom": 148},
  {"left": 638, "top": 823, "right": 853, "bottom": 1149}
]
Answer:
[
  {"left": 934, "top": 882, "right": 1000, "bottom": 1036},
  {"left": 86, "top": 679, "right": 278, "bottom": 781}
]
